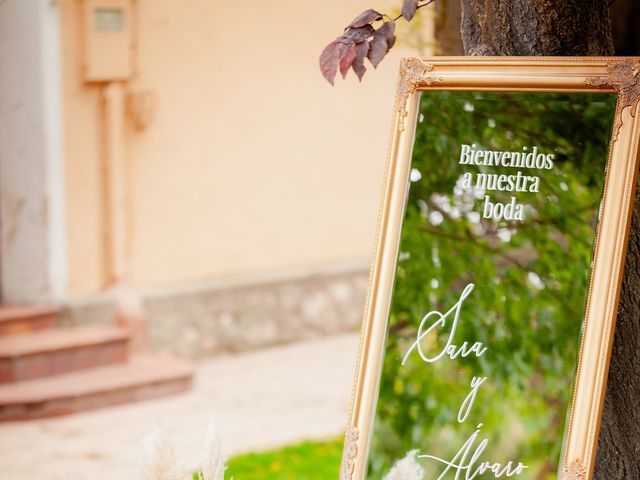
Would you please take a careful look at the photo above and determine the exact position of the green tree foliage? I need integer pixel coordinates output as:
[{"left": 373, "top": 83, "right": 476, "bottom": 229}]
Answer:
[{"left": 367, "top": 91, "right": 617, "bottom": 479}]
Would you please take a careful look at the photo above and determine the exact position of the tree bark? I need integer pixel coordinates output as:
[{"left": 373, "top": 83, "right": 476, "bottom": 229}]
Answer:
[
  {"left": 459, "top": 0, "right": 614, "bottom": 56},
  {"left": 454, "top": 1, "right": 639, "bottom": 478},
  {"left": 596, "top": 186, "right": 640, "bottom": 477},
  {"left": 610, "top": 0, "right": 640, "bottom": 56},
  {"left": 435, "top": 0, "right": 464, "bottom": 55}
]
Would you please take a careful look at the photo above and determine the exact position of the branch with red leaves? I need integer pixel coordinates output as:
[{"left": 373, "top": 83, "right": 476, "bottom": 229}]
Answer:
[{"left": 319, "top": 0, "right": 436, "bottom": 85}]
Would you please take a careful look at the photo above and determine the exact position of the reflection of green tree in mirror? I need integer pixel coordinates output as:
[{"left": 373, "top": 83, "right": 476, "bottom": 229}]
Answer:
[{"left": 367, "top": 91, "right": 617, "bottom": 479}]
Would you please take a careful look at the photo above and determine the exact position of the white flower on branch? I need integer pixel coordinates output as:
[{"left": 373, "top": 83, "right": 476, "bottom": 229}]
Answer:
[{"left": 383, "top": 450, "right": 425, "bottom": 480}]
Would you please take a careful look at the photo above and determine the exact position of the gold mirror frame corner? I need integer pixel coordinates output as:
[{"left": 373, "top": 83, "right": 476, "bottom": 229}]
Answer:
[{"left": 340, "top": 57, "right": 640, "bottom": 480}]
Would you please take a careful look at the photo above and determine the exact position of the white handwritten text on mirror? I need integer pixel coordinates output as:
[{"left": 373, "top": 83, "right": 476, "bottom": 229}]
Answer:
[{"left": 403, "top": 283, "right": 529, "bottom": 479}]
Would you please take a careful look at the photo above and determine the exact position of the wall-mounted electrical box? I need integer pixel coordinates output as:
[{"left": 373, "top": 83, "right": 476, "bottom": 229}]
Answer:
[{"left": 83, "top": 0, "right": 135, "bottom": 82}]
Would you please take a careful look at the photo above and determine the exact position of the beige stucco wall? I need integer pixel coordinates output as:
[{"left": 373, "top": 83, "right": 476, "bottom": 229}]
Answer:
[{"left": 60, "top": 1, "right": 424, "bottom": 295}]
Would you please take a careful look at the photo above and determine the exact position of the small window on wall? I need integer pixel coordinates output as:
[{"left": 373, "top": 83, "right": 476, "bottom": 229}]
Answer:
[{"left": 95, "top": 8, "right": 124, "bottom": 33}]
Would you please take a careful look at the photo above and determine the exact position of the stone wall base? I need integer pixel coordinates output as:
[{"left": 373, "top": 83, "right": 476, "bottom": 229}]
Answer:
[{"left": 60, "top": 262, "right": 369, "bottom": 358}]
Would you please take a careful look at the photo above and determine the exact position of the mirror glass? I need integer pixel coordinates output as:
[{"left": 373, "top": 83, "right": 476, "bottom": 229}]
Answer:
[{"left": 366, "top": 91, "right": 617, "bottom": 480}]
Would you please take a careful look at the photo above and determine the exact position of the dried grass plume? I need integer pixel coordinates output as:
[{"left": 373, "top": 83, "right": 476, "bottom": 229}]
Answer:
[
  {"left": 383, "top": 450, "right": 425, "bottom": 480},
  {"left": 140, "top": 426, "right": 185, "bottom": 480},
  {"left": 140, "top": 421, "right": 229, "bottom": 480},
  {"left": 198, "top": 419, "right": 228, "bottom": 480}
]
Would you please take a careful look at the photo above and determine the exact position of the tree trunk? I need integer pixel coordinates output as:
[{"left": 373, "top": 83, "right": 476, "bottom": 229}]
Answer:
[
  {"left": 455, "top": 1, "right": 640, "bottom": 478},
  {"left": 597, "top": 188, "right": 640, "bottom": 475},
  {"left": 610, "top": 0, "right": 640, "bottom": 56},
  {"left": 435, "top": 0, "right": 464, "bottom": 55},
  {"left": 459, "top": 0, "right": 614, "bottom": 56}
]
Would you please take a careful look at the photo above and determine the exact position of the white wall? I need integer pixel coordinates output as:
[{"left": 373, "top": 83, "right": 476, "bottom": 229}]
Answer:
[{"left": 0, "top": 0, "right": 66, "bottom": 303}]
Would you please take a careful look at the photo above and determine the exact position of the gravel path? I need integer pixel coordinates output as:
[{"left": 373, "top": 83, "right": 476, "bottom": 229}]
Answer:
[{"left": 0, "top": 333, "right": 360, "bottom": 480}]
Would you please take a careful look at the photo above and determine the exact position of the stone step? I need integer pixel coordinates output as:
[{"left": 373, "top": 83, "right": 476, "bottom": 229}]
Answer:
[
  {"left": 0, "top": 326, "right": 130, "bottom": 383},
  {"left": 0, "top": 355, "right": 194, "bottom": 421},
  {"left": 0, "top": 306, "right": 57, "bottom": 336}
]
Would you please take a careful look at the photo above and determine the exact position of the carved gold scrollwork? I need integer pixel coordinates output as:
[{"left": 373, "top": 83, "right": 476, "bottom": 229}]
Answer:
[
  {"left": 561, "top": 458, "right": 588, "bottom": 480},
  {"left": 339, "top": 427, "right": 360, "bottom": 480},
  {"left": 396, "top": 58, "right": 443, "bottom": 131},
  {"left": 585, "top": 60, "right": 640, "bottom": 141}
]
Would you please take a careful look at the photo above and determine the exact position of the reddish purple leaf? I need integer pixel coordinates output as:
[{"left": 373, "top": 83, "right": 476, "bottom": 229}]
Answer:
[
  {"left": 319, "top": 40, "right": 347, "bottom": 85},
  {"left": 377, "top": 21, "right": 396, "bottom": 49},
  {"left": 340, "top": 44, "right": 357, "bottom": 78},
  {"left": 347, "top": 9, "right": 383, "bottom": 29},
  {"left": 401, "top": 0, "right": 418, "bottom": 21},
  {"left": 343, "top": 25, "right": 375, "bottom": 44},
  {"left": 367, "top": 35, "right": 388, "bottom": 68},
  {"left": 352, "top": 41, "right": 370, "bottom": 81}
]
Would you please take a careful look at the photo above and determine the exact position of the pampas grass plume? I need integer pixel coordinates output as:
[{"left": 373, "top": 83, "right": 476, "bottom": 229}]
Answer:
[
  {"left": 198, "top": 419, "right": 228, "bottom": 480},
  {"left": 141, "top": 426, "right": 185, "bottom": 480},
  {"left": 383, "top": 450, "right": 425, "bottom": 480}
]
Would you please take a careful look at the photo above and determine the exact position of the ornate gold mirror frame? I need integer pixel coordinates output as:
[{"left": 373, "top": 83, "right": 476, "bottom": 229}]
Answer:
[{"left": 340, "top": 58, "right": 640, "bottom": 480}]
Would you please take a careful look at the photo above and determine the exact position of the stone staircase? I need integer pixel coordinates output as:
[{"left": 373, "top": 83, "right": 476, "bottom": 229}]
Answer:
[{"left": 0, "top": 306, "right": 194, "bottom": 421}]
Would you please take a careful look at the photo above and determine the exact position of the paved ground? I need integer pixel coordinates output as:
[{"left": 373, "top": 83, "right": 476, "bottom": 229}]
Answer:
[{"left": 0, "top": 333, "right": 360, "bottom": 480}]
